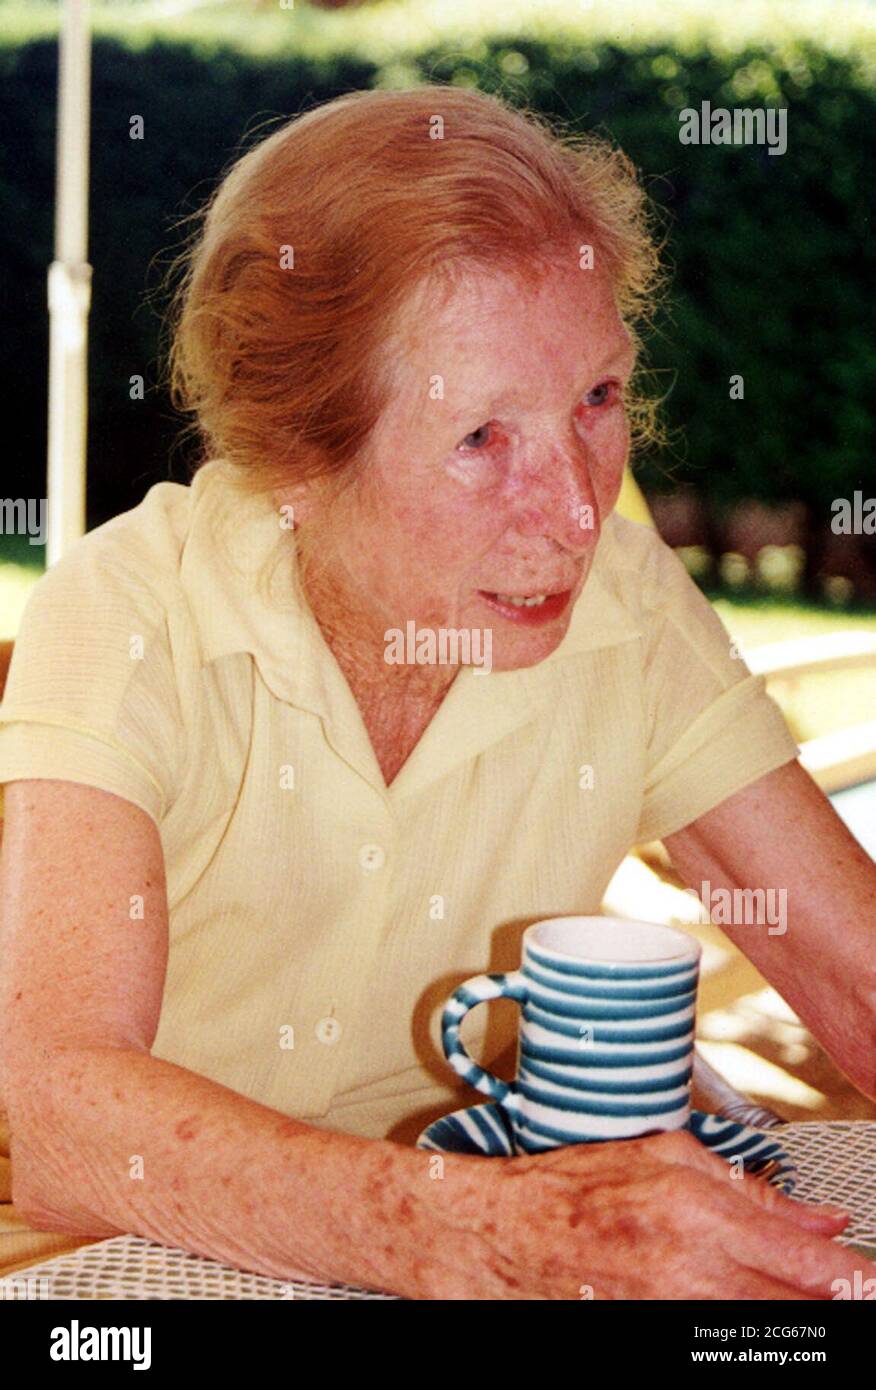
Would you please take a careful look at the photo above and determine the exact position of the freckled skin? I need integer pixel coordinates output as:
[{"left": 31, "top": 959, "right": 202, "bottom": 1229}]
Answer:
[{"left": 275, "top": 253, "right": 635, "bottom": 781}]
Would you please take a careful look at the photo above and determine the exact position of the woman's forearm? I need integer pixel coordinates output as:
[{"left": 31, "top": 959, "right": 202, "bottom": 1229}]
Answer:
[{"left": 5, "top": 1044, "right": 469, "bottom": 1295}]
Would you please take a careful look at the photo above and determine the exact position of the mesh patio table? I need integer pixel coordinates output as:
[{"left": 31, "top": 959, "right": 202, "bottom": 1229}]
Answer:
[{"left": 2, "top": 1121, "right": 875, "bottom": 1300}]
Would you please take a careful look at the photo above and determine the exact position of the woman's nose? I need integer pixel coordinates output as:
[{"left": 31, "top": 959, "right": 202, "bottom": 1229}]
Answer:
[{"left": 510, "top": 448, "right": 600, "bottom": 550}]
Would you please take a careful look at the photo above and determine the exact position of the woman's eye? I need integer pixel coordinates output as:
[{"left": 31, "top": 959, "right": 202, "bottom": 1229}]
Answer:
[
  {"left": 455, "top": 390, "right": 619, "bottom": 454},
  {"left": 457, "top": 422, "right": 493, "bottom": 451},
  {"left": 583, "top": 381, "right": 617, "bottom": 408}
]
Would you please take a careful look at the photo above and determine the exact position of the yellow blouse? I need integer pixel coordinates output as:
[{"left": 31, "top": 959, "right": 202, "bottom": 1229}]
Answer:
[{"left": 0, "top": 460, "right": 799, "bottom": 1144}]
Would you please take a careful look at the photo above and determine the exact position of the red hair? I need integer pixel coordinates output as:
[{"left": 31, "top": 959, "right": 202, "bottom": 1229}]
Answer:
[{"left": 166, "top": 85, "right": 663, "bottom": 498}]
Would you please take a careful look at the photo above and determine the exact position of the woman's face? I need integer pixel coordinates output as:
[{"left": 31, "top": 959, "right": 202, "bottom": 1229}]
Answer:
[{"left": 289, "top": 254, "right": 637, "bottom": 675}]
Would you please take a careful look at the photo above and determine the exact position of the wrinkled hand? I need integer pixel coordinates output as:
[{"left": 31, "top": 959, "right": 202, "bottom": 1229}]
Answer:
[{"left": 414, "top": 1129, "right": 872, "bottom": 1300}]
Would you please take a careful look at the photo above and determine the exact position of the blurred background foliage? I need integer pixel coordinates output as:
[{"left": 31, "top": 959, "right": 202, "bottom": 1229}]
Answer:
[{"left": 1, "top": 0, "right": 874, "bottom": 602}]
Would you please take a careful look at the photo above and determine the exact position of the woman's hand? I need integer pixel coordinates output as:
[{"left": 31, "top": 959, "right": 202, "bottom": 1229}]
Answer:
[{"left": 411, "top": 1129, "right": 873, "bottom": 1300}]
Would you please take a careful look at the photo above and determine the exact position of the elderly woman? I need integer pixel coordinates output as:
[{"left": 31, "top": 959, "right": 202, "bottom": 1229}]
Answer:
[{"left": 0, "top": 87, "right": 874, "bottom": 1301}]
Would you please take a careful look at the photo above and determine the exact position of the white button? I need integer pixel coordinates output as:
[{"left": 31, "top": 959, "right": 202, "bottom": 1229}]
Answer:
[
  {"left": 315, "top": 1016, "right": 342, "bottom": 1045},
  {"left": 358, "top": 843, "right": 386, "bottom": 871}
]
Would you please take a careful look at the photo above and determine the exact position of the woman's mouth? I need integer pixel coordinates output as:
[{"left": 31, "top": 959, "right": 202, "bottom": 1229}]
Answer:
[{"left": 477, "top": 589, "right": 573, "bottom": 626}]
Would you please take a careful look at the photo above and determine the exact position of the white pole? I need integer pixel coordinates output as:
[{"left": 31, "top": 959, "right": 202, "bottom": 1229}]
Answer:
[{"left": 47, "top": 0, "right": 92, "bottom": 566}]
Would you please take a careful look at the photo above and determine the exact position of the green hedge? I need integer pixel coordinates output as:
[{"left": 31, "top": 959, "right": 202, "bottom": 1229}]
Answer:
[{"left": 1, "top": 21, "right": 873, "bottom": 534}]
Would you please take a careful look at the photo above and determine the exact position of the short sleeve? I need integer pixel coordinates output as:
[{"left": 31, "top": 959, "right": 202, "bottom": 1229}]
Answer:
[
  {"left": 635, "top": 538, "right": 799, "bottom": 843},
  {"left": 0, "top": 533, "right": 186, "bottom": 827}
]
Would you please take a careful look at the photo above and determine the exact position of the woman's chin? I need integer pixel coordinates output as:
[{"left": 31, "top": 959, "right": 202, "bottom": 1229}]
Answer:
[{"left": 488, "top": 621, "right": 573, "bottom": 673}]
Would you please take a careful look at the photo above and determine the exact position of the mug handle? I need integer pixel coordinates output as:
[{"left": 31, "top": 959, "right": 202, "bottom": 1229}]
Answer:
[{"left": 442, "top": 971, "right": 528, "bottom": 1112}]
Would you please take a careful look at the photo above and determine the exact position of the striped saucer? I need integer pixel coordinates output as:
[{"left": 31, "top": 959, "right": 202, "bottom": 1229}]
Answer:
[{"left": 417, "top": 1104, "right": 797, "bottom": 1192}]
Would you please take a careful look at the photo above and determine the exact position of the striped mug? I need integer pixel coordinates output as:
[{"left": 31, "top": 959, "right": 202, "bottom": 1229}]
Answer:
[{"left": 441, "top": 915, "right": 702, "bottom": 1153}]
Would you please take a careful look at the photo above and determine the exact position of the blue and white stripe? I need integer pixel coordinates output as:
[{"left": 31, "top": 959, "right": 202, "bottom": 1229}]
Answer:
[
  {"left": 417, "top": 1101, "right": 797, "bottom": 1194},
  {"left": 441, "top": 917, "right": 702, "bottom": 1153}
]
